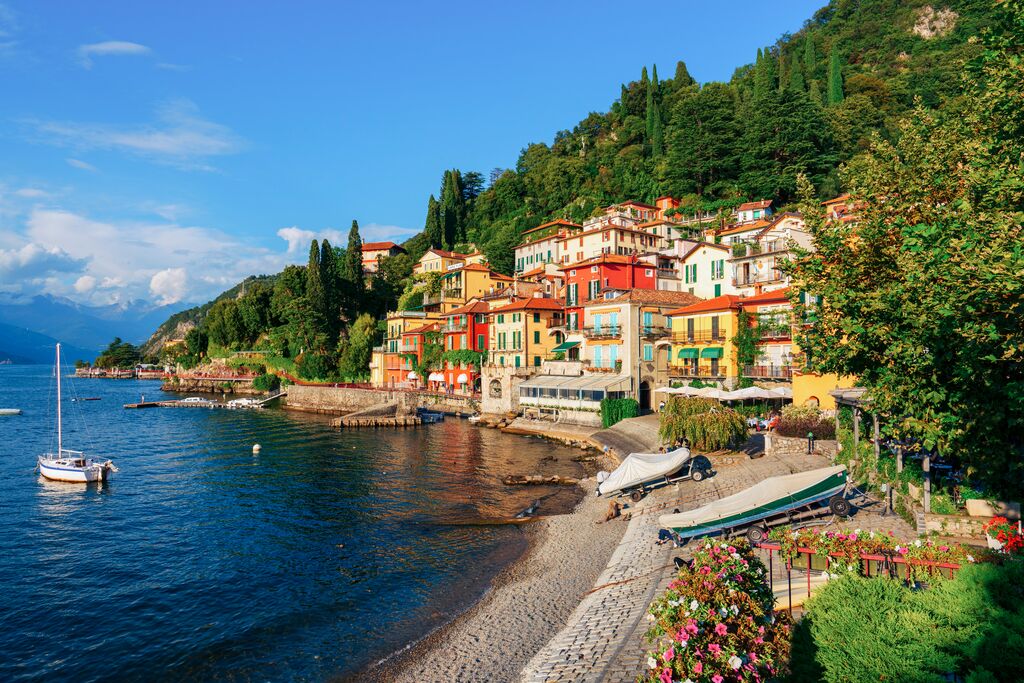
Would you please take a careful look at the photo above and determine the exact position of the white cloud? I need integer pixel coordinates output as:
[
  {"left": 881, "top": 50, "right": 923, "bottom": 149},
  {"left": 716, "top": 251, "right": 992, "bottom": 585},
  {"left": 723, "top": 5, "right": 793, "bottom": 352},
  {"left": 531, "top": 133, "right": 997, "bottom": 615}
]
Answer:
[
  {"left": 360, "top": 222, "right": 419, "bottom": 243},
  {"left": 73, "top": 274, "right": 96, "bottom": 293},
  {"left": 149, "top": 267, "right": 187, "bottom": 305},
  {"left": 66, "top": 158, "right": 98, "bottom": 172},
  {"left": 0, "top": 242, "right": 86, "bottom": 280},
  {"left": 32, "top": 100, "right": 245, "bottom": 171},
  {"left": 156, "top": 62, "right": 190, "bottom": 72},
  {"left": 276, "top": 226, "right": 345, "bottom": 254},
  {"left": 14, "top": 187, "right": 47, "bottom": 198},
  {"left": 78, "top": 40, "right": 151, "bottom": 68}
]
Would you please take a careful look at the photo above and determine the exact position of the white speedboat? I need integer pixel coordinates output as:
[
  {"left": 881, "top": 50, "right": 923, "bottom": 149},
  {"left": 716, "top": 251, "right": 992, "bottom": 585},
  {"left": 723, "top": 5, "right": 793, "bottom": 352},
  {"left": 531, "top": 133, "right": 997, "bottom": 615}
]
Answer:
[
  {"left": 0, "top": 408, "right": 21, "bottom": 415},
  {"left": 37, "top": 344, "right": 118, "bottom": 483}
]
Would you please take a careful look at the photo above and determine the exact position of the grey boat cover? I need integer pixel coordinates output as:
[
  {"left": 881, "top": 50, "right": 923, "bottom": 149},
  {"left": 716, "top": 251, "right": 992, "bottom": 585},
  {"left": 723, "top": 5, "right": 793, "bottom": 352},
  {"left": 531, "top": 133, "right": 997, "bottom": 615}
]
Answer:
[
  {"left": 658, "top": 465, "right": 848, "bottom": 531},
  {"left": 598, "top": 447, "right": 692, "bottom": 496}
]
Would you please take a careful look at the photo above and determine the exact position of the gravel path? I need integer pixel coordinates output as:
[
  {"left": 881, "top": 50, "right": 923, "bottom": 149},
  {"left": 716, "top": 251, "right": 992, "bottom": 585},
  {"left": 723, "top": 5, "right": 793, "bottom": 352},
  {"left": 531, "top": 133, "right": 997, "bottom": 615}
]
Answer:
[{"left": 382, "top": 479, "right": 627, "bottom": 683}]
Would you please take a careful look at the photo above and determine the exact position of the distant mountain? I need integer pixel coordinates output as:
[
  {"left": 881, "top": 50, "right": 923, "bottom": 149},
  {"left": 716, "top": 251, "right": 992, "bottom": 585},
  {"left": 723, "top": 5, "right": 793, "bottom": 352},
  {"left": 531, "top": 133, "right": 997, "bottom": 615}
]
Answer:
[
  {"left": 0, "top": 295, "right": 179, "bottom": 356},
  {"left": 0, "top": 323, "right": 98, "bottom": 364}
]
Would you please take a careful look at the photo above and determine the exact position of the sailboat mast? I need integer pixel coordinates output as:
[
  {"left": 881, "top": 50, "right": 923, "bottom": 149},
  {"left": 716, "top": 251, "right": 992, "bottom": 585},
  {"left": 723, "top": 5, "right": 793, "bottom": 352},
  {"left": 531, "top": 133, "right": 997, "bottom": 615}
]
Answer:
[{"left": 56, "top": 343, "right": 62, "bottom": 456}]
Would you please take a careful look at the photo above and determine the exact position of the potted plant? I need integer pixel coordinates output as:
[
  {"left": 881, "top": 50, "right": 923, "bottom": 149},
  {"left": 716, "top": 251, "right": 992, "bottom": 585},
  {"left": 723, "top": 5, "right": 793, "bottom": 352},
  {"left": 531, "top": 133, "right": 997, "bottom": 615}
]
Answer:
[{"left": 982, "top": 516, "right": 1023, "bottom": 553}]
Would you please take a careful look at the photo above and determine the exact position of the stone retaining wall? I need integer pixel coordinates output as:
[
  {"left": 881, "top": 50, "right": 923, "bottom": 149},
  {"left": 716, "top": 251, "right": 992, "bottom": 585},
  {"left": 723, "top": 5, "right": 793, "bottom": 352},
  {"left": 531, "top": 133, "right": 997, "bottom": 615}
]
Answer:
[
  {"left": 284, "top": 384, "right": 478, "bottom": 415},
  {"left": 922, "top": 513, "right": 989, "bottom": 539},
  {"left": 764, "top": 433, "right": 838, "bottom": 459},
  {"left": 162, "top": 377, "right": 260, "bottom": 395}
]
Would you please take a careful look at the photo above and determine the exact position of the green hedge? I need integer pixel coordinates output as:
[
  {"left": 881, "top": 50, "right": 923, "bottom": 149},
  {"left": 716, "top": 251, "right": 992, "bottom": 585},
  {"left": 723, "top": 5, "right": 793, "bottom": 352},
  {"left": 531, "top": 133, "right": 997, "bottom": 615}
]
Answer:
[
  {"left": 600, "top": 398, "right": 638, "bottom": 428},
  {"left": 252, "top": 372, "right": 280, "bottom": 392},
  {"left": 790, "top": 561, "right": 1024, "bottom": 682}
]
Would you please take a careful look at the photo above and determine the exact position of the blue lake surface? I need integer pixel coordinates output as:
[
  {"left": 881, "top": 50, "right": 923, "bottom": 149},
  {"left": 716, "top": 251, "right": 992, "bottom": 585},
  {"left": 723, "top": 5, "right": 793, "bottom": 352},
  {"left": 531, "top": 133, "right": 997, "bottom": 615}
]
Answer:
[{"left": 0, "top": 365, "right": 581, "bottom": 681}]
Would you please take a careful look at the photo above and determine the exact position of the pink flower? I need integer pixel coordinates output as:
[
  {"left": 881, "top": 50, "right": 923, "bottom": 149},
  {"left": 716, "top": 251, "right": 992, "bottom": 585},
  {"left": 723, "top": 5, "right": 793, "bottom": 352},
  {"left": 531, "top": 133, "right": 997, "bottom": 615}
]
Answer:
[
  {"left": 708, "top": 643, "right": 722, "bottom": 656},
  {"left": 663, "top": 646, "right": 675, "bottom": 663},
  {"left": 939, "top": 545, "right": 949, "bottom": 552},
  {"left": 712, "top": 675, "right": 724, "bottom": 683},
  {"left": 686, "top": 621, "right": 699, "bottom": 634},
  {"left": 898, "top": 546, "right": 908, "bottom": 555},
  {"left": 715, "top": 623, "right": 728, "bottom": 636},
  {"left": 659, "top": 667, "right": 672, "bottom": 683},
  {"left": 758, "top": 625, "right": 765, "bottom": 635},
  {"left": 849, "top": 533, "right": 858, "bottom": 541},
  {"left": 699, "top": 566, "right": 712, "bottom": 575},
  {"left": 749, "top": 651, "right": 759, "bottom": 662},
  {"left": 727, "top": 546, "right": 736, "bottom": 553},
  {"left": 693, "top": 661, "right": 703, "bottom": 674}
]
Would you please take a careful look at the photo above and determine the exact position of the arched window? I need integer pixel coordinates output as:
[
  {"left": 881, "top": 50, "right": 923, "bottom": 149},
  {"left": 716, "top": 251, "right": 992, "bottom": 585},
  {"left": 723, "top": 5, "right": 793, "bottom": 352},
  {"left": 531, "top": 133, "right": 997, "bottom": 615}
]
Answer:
[
  {"left": 489, "top": 379, "right": 502, "bottom": 398},
  {"left": 805, "top": 396, "right": 820, "bottom": 407}
]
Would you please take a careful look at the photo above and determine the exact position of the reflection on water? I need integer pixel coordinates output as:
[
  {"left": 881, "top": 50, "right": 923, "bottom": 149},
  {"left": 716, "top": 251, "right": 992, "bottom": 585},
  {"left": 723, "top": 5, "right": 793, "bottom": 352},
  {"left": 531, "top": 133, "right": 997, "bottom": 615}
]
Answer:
[{"left": 0, "top": 366, "right": 583, "bottom": 681}]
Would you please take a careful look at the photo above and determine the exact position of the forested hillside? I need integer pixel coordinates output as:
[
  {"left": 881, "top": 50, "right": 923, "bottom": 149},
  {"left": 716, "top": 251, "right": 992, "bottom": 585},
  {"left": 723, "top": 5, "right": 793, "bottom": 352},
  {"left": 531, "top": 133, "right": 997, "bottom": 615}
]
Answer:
[{"left": 402, "top": 0, "right": 993, "bottom": 273}]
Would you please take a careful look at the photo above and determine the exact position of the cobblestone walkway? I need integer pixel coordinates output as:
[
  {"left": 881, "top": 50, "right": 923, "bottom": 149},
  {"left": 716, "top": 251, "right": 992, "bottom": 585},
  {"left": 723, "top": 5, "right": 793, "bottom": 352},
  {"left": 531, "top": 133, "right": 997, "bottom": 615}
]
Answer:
[{"left": 521, "top": 451, "right": 916, "bottom": 682}]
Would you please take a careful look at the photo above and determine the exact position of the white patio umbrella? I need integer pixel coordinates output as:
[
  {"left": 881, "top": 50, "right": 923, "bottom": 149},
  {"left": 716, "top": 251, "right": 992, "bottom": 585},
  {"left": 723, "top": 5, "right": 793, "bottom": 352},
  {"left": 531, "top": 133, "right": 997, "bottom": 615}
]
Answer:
[{"left": 769, "top": 386, "right": 793, "bottom": 398}]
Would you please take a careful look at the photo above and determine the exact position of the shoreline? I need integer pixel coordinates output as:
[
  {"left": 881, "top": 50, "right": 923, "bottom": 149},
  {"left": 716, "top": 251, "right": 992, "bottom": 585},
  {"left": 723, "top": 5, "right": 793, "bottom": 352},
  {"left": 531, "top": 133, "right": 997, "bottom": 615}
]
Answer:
[{"left": 361, "top": 471, "right": 627, "bottom": 683}]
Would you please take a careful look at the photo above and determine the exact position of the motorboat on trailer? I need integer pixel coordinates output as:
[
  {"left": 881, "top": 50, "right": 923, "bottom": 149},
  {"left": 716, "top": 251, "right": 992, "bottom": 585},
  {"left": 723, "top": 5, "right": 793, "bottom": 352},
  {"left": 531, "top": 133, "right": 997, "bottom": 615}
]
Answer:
[
  {"left": 659, "top": 465, "right": 850, "bottom": 543},
  {"left": 598, "top": 446, "right": 714, "bottom": 501},
  {"left": 37, "top": 343, "right": 118, "bottom": 483}
]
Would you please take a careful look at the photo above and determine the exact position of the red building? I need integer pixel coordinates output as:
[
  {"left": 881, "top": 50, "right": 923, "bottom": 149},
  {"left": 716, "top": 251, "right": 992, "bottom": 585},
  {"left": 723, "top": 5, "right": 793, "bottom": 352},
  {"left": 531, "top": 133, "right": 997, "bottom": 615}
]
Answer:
[
  {"left": 560, "top": 254, "right": 658, "bottom": 331},
  {"left": 397, "top": 322, "right": 440, "bottom": 387},
  {"left": 437, "top": 300, "right": 490, "bottom": 393}
]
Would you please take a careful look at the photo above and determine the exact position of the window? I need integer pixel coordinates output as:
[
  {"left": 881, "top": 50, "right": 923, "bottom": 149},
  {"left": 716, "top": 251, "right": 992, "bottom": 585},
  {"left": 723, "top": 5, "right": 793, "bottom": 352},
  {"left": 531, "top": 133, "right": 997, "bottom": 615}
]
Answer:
[
  {"left": 593, "top": 314, "right": 602, "bottom": 332},
  {"left": 591, "top": 265, "right": 598, "bottom": 273},
  {"left": 534, "top": 355, "right": 541, "bottom": 367},
  {"left": 714, "top": 283, "right": 721, "bottom": 297},
  {"left": 460, "top": 334, "right": 466, "bottom": 349},
  {"left": 514, "top": 355, "right": 521, "bottom": 368},
  {"left": 588, "top": 280, "right": 599, "bottom": 300},
  {"left": 609, "top": 344, "right": 618, "bottom": 365},
  {"left": 687, "top": 318, "right": 695, "bottom": 340},
  {"left": 567, "top": 283, "right": 578, "bottom": 306},
  {"left": 477, "top": 333, "right": 485, "bottom": 349},
  {"left": 594, "top": 345, "right": 603, "bottom": 368},
  {"left": 610, "top": 312, "right": 619, "bottom": 332},
  {"left": 533, "top": 330, "right": 540, "bottom": 344},
  {"left": 533, "top": 312, "right": 540, "bottom": 323},
  {"left": 497, "top": 314, "right": 505, "bottom": 324},
  {"left": 645, "top": 269, "right": 653, "bottom": 277},
  {"left": 643, "top": 343, "right": 653, "bottom": 361}
]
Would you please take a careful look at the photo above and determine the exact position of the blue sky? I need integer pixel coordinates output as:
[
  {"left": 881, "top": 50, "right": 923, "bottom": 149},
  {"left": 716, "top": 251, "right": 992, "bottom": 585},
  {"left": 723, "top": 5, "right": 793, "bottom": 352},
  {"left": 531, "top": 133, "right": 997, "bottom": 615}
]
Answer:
[{"left": 0, "top": 0, "right": 824, "bottom": 307}]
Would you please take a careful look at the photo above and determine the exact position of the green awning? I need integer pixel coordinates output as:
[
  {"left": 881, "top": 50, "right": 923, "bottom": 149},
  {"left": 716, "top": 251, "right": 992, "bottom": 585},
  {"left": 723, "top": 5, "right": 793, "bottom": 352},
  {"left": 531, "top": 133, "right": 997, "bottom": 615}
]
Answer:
[
  {"left": 701, "top": 347, "right": 724, "bottom": 359},
  {"left": 551, "top": 340, "right": 580, "bottom": 353},
  {"left": 677, "top": 348, "right": 699, "bottom": 359}
]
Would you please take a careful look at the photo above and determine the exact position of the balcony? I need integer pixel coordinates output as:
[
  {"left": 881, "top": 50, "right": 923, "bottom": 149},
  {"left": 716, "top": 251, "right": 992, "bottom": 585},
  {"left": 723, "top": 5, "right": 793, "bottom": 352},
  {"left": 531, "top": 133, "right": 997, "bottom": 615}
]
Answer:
[
  {"left": 445, "top": 322, "right": 468, "bottom": 332},
  {"left": 732, "top": 271, "right": 784, "bottom": 287},
  {"left": 669, "top": 365, "right": 726, "bottom": 379},
  {"left": 730, "top": 240, "right": 789, "bottom": 260},
  {"left": 443, "top": 288, "right": 463, "bottom": 300},
  {"left": 421, "top": 292, "right": 442, "bottom": 306},
  {"left": 640, "top": 325, "right": 670, "bottom": 338},
  {"left": 756, "top": 325, "right": 792, "bottom": 341},
  {"left": 671, "top": 331, "right": 726, "bottom": 344},
  {"left": 743, "top": 365, "right": 793, "bottom": 379},
  {"left": 585, "top": 364, "right": 620, "bottom": 373},
  {"left": 581, "top": 326, "right": 621, "bottom": 339}
]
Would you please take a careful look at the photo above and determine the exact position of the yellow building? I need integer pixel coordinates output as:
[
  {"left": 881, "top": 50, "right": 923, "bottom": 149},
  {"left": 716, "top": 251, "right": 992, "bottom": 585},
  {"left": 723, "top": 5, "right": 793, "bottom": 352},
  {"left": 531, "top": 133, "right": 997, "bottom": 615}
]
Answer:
[
  {"left": 413, "top": 248, "right": 470, "bottom": 276},
  {"left": 487, "top": 297, "right": 564, "bottom": 369},
  {"left": 665, "top": 295, "right": 743, "bottom": 388},
  {"left": 382, "top": 310, "right": 439, "bottom": 386},
  {"left": 438, "top": 263, "right": 515, "bottom": 312}
]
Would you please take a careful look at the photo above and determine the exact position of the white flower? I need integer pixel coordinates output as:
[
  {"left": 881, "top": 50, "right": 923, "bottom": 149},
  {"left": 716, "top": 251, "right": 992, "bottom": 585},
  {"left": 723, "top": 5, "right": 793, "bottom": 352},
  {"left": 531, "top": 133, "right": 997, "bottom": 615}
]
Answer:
[
  {"left": 914, "top": 539, "right": 922, "bottom": 547},
  {"left": 967, "top": 554, "right": 975, "bottom": 563},
  {"left": 648, "top": 656, "right": 658, "bottom": 669},
  {"left": 685, "top": 679, "right": 695, "bottom": 683},
  {"left": 730, "top": 604, "right": 739, "bottom": 615},
  {"left": 679, "top": 639, "right": 688, "bottom": 649},
  {"left": 668, "top": 599, "right": 680, "bottom": 607},
  {"left": 894, "top": 545, "right": 903, "bottom": 553},
  {"left": 729, "top": 655, "right": 743, "bottom": 670},
  {"left": 855, "top": 528, "right": 862, "bottom": 535},
  {"left": 870, "top": 531, "right": 876, "bottom": 538},
  {"left": 690, "top": 599, "right": 699, "bottom": 611},
  {"left": 719, "top": 607, "right": 729, "bottom": 617},
  {"left": 647, "top": 613, "right": 656, "bottom": 622}
]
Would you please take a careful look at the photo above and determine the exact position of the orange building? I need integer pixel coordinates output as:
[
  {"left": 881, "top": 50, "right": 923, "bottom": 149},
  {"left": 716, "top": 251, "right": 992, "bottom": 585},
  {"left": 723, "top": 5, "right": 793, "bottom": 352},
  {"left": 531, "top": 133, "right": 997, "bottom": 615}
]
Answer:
[{"left": 361, "top": 241, "right": 406, "bottom": 273}]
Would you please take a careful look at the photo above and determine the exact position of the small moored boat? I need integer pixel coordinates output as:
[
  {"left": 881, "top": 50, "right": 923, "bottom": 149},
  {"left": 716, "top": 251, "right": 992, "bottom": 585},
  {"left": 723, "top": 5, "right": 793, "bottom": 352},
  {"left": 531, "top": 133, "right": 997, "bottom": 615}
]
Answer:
[
  {"left": 37, "top": 344, "right": 118, "bottom": 483},
  {"left": 0, "top": 408, "right": 22, "bottom": 415},
  {"left": 659, "top": 465, "right": 849, "bottom": 543}
]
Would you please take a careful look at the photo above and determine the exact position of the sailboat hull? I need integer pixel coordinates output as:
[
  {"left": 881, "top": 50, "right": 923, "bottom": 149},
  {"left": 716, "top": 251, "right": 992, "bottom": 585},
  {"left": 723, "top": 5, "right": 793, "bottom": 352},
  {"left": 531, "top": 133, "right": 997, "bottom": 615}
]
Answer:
[{"left": 38, "top": 458, "right": 109, "bottom": 483}]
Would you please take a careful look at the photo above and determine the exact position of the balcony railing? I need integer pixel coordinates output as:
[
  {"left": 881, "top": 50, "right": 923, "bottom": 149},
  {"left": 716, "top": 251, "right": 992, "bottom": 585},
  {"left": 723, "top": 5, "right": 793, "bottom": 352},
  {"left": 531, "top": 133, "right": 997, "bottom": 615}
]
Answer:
[
  {"left": 730, "top": 240, "right": 789, "bottom": 259},
  {"left": 669, "top": 365, "right": 726, "bottom": 379},
  {"left": 640, "top": 325, "right": 670, "bottom": 338},
  {"left": 671, "top": 331, "right": 726, "bottom": 344},
  {"left": 421, "top": 292, "right": 442, "bottom": 306},
  {"left": 585, "top": 365, "right": 620, "bottom": 373},
  {"left": 581, "top": 326, "right": 621, "bottom": 339},
  {"left": 445, "top": 322, "right": 468, "bottom": 332},
  {"left": 733, "top": 271, "right": 783, "bottom": 287},
  {"left": 756, "top": 326, "right": 792, "bottom": 341},
  {"left": 743, "top": 365, "right": 793, "bottom": 379},
  {"left": 443, "top": 288, "right": 463, "bottom": 300}
]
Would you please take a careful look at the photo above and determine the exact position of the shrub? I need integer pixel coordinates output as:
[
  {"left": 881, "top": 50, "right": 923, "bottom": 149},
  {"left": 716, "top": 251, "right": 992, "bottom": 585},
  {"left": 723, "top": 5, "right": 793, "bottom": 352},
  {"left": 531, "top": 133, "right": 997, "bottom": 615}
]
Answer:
[
  {"left": 298, "top": 353, "right": 335, "bottom": 381},
  {"left": 600, "top": 397, "right": 639, "bottom": 428},
  {"left": 795, "top": 561, "right": 1024, "bottom": 682},
  {"left": 640, "top": 540, "right": 792, "bottom": 682},
  {"left": 660, "top": 397, "right": 747, "bottom": 450},
  {"left": 252, "top": 372, "right": 280, "bottom": 392},
  {"left": 776, "top": 405, "right": 836, "bottom": 439}
]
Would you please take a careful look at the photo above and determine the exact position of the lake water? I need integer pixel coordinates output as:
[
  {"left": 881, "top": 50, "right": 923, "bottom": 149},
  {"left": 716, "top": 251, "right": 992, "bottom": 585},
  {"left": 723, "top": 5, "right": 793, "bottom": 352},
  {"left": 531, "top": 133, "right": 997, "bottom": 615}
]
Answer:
[{"left": 0, "top": 365, "right": 583, "bottom": 681}]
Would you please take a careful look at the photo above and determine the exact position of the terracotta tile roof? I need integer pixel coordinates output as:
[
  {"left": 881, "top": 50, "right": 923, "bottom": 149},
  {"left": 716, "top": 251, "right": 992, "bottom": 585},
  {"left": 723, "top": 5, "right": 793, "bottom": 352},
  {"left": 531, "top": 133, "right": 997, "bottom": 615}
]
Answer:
[
  {"left": 519, "top": 265, "right": 549, "bottom": 278},
  {"left": 556, "top": 223, "right": 659, "bottom": 242},
  {"left": 404, "top": 322, "right": 440, "bottom": 335},
  {"left": 739, "top": 286, "right": 792, "bottom": 305},
  {"left": 521, "top": 219, "right": 582, "bottom": 235},
  {"left": 442, "top": 301, "right": 492, "bottom": 317},
  {"left": 489, "top": 297, "right": 565, "bottom": 313},
  {"left": 361, "top": 241, "right": 403, "bottom": 252},
  {"left": 586, "top": 289, "right": 702, "bottom": 308},
  {"left": 636, "top": 219, "right": 677, "bottom": 228},
  {"left": 822, "top": 194, "right": 851, "bottom": 205},
  {"left": 665, "top": 295, "right": 743, "bottom": 316},
  {"left": 607, "top": 200, "right": 658, "bottom": 210},
  {"left": 718, "top": 219, "right": 771, "bottom": 237},
  {"left": 737, "top": 200, "right": 773, "bottom": 212}
]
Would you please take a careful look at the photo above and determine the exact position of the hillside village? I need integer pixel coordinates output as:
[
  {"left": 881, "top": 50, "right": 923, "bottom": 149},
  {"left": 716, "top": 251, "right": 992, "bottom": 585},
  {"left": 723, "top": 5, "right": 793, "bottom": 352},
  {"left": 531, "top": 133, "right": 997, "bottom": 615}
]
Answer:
[{"left": 369, "top": 194, "right": 853, "bottom": 425}]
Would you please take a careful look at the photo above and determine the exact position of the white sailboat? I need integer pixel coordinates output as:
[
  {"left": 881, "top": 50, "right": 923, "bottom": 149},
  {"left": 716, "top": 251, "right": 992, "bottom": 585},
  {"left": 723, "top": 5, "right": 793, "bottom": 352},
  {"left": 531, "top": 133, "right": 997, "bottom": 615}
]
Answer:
[{"left": 37, "top": 343, "right": 118, "bottom": 483}]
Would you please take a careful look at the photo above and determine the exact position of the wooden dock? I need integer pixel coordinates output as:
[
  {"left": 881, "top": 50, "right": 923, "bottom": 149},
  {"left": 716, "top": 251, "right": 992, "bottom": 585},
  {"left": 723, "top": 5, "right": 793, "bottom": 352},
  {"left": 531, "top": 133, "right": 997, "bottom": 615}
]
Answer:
[
  {"left": 330, "top": 415, "right": 422, "bottom": 428},
  {"left": 123, "top": 391, "right": 285, "bottom": 411}
]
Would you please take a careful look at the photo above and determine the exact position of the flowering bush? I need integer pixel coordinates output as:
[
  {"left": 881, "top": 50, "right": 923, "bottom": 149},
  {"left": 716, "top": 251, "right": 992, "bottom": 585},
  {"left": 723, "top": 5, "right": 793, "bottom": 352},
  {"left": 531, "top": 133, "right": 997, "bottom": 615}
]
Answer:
[
  {"left": 639, "top": 540, "right": 791, "bottom": 683},
  {"left": 767, "top": 526, "right": 983, "bottom": 580},
  {"left": 982, "top": 516, "right": 1024, "bottom": 554}
]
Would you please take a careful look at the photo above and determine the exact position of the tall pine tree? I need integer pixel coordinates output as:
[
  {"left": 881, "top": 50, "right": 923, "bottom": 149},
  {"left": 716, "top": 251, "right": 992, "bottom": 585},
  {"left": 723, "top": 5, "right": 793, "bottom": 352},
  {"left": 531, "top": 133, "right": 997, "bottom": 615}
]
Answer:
[
  {"left": 646, "top": 65, "right": 664, "bottom": 157},
  {"left": 439, "top": 170, "right": 467, "bottom": 248},
  {"left": 304, "top": 240, "right": 329, "bottom": 353},
  {"left": 828, "top": 45, "right": 844, "bottom": 104},
  {"left": 674, "top": 60, "right": 695, "bottom": 88},
  {"left": 319, "top": 238, "right": 340, "bottom": 346}
]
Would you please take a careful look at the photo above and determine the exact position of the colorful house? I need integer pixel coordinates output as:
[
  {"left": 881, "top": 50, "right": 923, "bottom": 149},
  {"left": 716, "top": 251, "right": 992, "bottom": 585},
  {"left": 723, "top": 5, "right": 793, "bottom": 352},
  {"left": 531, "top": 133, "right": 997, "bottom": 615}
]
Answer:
[
  {"left": 398, "top": 322, "right": 441, "bottom": 387},
  {"left": 666, "top": 295, "right": 743, "bottom": 388},
  {"left": 737, "top": 287, "right": 794, "bottom": 384},
  {"left": 557, "top": 223, "right": 664, "bottom": 266},
  {"left": 729, "top": 213, "right": 810, "bottom": 295},
  {"left": 677, "top": 241, "right": 734, "bottom": 299},
  {"left": 734, "top": 199, "right": 774, "bottom": 224},
  {"left": 382, "top": 310, "right": 437, "bottom": 386},
  {"left": 437, "top": 263, "right": 515, "bottom": 312},
  {"left": 488, "top": 297, "right": 564, "bottom": 369},
  {"left": 413, "top": 248, "right": 470, "bottom": 276},
  {"left": 560, "top": 254, "right": 658, "bottom": 332},
  {"left": 514, "top": 220, "right": 583, "bottom": 275},
  {"left": 360, "top": 241, "right": 406, "bottom": 273},
  {"left": 438, "top": 300, "right": 490, "bottom": 393}
]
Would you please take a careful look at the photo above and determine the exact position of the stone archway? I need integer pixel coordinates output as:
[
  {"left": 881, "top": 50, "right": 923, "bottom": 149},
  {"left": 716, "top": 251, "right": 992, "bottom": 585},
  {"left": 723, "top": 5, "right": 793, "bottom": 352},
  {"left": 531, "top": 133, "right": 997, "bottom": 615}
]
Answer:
[{"left": 489, "top": 379, "right": 502, "bottom": 399}]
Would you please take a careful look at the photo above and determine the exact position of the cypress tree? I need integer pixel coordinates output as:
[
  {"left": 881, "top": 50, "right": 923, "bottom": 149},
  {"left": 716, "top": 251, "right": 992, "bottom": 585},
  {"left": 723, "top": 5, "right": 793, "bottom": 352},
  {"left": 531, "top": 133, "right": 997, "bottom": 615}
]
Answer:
[
  {"left": 439, "top": 170, "right": 467, "bottom": 248},
  {"left": 319, "top": 238, "right": 340, "bottom": 344},
  {"left": 802, "top": 37, "right": 816, "bottom": 80},
  {"left": 345, "top": 220, "right": 364, "bottom": 289},
  {"left": 424, "top": 194, "right": 443, "bottom": 248},
  {"left": 778, "top": 49, "right": 788, "bottom": 92},
  {"left": 305, "top": 240, "right": 328, "bottom": 352},
  {"left": 651, "top": 63, "right": 660, "bottom": 97},
  {"left": 828, "top": 45, "right": 844, "bottom": 104},
  {"left": 645, "top": 65, "right": 663, "bottom": 156},
  {"left": 753, "top": 48, "right": 777, "bottom": 101},
  {"left": 789, "top": 53, "right": 806, "bottom": 92},
  {"left": 674, "top": 60, "right": 695, "bottom": 88}
]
